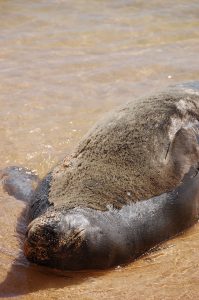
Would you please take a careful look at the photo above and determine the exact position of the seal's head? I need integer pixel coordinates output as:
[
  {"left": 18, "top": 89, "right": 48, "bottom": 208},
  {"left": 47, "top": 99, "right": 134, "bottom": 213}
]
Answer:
[
  {"left": 24, "top": 208, "right": 130, "bottom": 270},
  {"left": 24, "top": 209, "right": 91, "bottom": 270}
]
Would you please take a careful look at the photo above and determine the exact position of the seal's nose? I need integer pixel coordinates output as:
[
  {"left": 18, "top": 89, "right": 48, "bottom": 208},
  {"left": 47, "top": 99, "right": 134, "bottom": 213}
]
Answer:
[{"left": 24, "top": 215, "right": 61, "bottom": 263}]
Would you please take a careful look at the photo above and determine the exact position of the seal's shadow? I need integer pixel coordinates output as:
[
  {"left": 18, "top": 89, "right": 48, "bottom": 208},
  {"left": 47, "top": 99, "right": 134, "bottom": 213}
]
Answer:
[{"left": 0, "top": 196, "right": 106, "bottom": 298}]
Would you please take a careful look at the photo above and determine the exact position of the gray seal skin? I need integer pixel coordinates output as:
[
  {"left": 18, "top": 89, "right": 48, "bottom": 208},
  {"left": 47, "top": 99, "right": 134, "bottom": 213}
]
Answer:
[{"left": 2, "top": 82, "right": 199, "bottom": 270}]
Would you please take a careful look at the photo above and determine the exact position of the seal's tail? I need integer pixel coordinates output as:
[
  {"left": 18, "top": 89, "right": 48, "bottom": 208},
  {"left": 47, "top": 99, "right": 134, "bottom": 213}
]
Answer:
[{"left": 0, "top": 166, "right": 40, "bottom": 202}]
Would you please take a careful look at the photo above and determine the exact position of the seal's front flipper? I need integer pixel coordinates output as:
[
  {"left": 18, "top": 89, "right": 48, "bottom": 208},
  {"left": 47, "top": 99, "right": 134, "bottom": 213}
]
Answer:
[
  {"left": 0, "top": 166, "right": 39, "bottom": 202},
  {"left": 169, "top": 124, "right": 199, "bottom": 178}
]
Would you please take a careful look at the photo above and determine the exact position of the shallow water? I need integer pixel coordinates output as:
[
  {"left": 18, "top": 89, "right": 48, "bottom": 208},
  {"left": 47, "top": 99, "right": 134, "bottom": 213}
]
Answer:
[{"left": 0, "top": 0, "right": 199, "bottom": 299}]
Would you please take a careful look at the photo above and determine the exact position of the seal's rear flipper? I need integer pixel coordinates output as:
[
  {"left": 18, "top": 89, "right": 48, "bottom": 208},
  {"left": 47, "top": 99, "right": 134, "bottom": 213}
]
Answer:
[{"left": 0, "top": 166, "right": 40, "bottom": 202}]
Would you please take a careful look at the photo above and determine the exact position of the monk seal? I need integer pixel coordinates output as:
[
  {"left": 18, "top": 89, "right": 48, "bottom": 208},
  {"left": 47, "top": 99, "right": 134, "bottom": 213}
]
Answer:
[{"left": 1, "top": 81, "right": 199, "bottom": 270}]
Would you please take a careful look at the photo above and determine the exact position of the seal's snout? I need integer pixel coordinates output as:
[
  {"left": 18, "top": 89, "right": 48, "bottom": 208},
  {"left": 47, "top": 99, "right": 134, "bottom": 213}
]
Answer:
[{"left": 24, "top": 215, "right": 61, "bottom": 263}]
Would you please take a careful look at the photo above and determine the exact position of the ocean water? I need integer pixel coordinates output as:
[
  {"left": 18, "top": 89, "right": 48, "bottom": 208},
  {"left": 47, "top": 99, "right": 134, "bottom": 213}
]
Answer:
[{"left": 0, "top": 0, "right": 199, "bottom": 299}]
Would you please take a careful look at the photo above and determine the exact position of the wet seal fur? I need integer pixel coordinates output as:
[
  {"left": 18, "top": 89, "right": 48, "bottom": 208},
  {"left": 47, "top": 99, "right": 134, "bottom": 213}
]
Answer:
[{"left": 2, "top": 82, "right": 199, "bottom": 270}]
